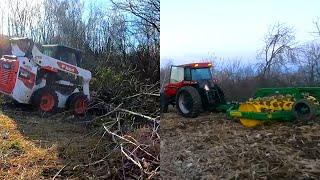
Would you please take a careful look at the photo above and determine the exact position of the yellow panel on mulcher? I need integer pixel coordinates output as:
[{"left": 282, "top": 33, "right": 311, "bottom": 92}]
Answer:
[{"left": 238, "top": 103, "right": 264, "bottom": 127}]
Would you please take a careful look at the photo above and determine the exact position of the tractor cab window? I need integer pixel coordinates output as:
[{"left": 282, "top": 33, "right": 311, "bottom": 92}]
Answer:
[
  {"left": 191, "top": 68, "right": 211, "bottom": 80},
  {"left": 184, "top": 68, "right": 191, "bottom": 81},
  {"left": 170, "top": 66, "right": 184, "bottom": 83}
]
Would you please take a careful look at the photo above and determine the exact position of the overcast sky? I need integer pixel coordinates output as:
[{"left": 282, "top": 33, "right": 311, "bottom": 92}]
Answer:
[{"left": 161, "top": 0, "right": 320, "bottom": 66}]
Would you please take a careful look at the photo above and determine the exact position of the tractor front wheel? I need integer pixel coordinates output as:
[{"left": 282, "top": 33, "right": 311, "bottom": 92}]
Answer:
[{"left": 176, "top": 86, "right": 202, "bottom": 118}]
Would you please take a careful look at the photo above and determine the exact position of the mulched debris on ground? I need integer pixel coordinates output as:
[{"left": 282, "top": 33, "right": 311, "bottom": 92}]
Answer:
[{"left": 160, "top": 110, "right": 320, "bottom": 179}]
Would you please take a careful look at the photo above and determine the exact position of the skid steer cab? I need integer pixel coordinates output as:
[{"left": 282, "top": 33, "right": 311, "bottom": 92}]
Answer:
[
  {"left": 0, "top": 37, "right": 92, "bottom": 117},
  {"left": 161, "top": 62, "right": 226, "bottom": 118}
]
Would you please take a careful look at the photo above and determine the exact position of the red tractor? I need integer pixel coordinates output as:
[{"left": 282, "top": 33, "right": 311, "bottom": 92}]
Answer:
[{"left": 161, "top": 62, "right": 226, "bottom": 117}]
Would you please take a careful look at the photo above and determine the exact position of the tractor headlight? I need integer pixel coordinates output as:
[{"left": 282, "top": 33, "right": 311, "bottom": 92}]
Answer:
[{"left": 204, "top": 84, "right": 210, "bottom": 91}]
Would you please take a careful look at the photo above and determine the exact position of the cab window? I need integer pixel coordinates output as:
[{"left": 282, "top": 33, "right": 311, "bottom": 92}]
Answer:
[
  {"left": 57, "top": 51, "right": 77, "bottom": 66},
  {"left": 184, "top": 68, "right": 191, "bottom": 81},
  {"left": 191, "top": 68, "right": 212, "bottom": 80},
  {"left": 170, "top": 66, "right": 184, "bottom": 83},
  {"left": 43, "top": 49, "right": 55, "bottom": 58}
]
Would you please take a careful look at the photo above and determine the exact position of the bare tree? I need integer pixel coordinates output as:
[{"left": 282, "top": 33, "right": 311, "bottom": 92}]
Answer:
[
  {"left": 299, "top": 42, "right": 320, "bottom": 85},
  {"left": 258, "top": 23, "right": 296, "bottom": 78},
  {"left": 312, "top": 19, "right": 320, "bottom": 37},
  {"left": 160, "top": 60, "right": 173, "bottom": 91},
  {"left": 6, "top": 0, "right": 41, "bottom": 38},
  {"left": 111, "top": 0, "right": 160, "bottom": 33},
  {"left": 315, "top": 22, "right": 320, "bottom": 36}
]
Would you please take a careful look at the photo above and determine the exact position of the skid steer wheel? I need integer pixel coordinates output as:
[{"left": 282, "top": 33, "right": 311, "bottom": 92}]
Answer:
[
  {"left": 293, "top": 99, "right": 316, "bottom": 121},
  {"left": 31, "top": 88, "right": 58, "bottom": 116},
  {"left": 176, "top": 86, "right": 201, "bottom": 118},
  {"left": 66, "top": 93, "right": 89, "bottom": 118}
]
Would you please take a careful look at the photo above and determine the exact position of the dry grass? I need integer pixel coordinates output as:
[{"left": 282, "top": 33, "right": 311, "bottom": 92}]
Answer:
[
  {"left": 0, "top": 114, "right": 60, "bottom": 179},
  {"left": 161, "top": 109, "right": 320, "bottom": 179},
  {"left": 0, "top": 108, "right": 118, "bottom": 179}
]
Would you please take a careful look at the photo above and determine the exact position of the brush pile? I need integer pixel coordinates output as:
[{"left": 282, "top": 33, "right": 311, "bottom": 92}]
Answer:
[{"left": 88, "top": 65, "right": 160, "bottom": 178}]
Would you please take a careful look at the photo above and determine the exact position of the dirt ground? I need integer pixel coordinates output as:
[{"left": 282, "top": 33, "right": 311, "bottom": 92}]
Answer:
[
  {"left": 160, "top": 108, "right": 320, "bottom": 179},
  {"left": 0, "top": 105, "right": 117, "bottom": 179}
]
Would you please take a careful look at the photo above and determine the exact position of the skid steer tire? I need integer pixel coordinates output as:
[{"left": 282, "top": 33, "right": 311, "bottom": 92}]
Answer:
[
  {"left": 293, "top": 99, "right": 316, "bottom": 121},
  {"left": 66, "top": 92, "right": 89, "bottom": 118},
  {"left": 31, "top": 88, "right": 58, "bottom": 116},
  {"left": 176, "top": 86, "right": 202, "bottom": 118}
]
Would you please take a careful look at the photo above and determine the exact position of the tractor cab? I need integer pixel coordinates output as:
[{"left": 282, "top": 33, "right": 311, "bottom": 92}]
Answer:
[
  {"left": 161, "top": 62, "right": 226, "bottom": 117},
  {"left": 42, "top": 45, "right": 82, "bottom": 67},
  {"left": 170, "top": 63, "right": 213, "bottom": 82},
  {"left": 166, "top": 63, "right": 220, "bottom": 97}
]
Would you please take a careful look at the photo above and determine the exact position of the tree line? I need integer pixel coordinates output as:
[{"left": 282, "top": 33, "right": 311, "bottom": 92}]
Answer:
[
  {"left": 160, "top": 21, "right": 320, "bottom": 101},
  {"left": 0, "top": 0, "right": 159, "bottom": 81}
]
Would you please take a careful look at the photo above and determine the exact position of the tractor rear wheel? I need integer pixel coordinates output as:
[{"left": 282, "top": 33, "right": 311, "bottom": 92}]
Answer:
[
  {"left": 31, "top": 88, "right": 58, "bottom": 115},
  {"left": 176, "top": 86, "right": 202, "bottom": 118},
  {"left": 160, "top": 93, "right": 169, "bottom": 113},
  {"left": 67, "top": 93, "right": 89, "bottom": 118}
]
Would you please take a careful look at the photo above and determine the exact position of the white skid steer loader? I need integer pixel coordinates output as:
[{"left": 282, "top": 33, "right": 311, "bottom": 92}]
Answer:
[{"left": 0, "top": 37, "right": 92, "bottom": 117}]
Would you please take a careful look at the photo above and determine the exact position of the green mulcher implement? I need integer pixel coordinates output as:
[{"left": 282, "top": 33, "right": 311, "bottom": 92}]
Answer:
[{"left": 227, "top": 87, "right": 320, "bottom": 127}]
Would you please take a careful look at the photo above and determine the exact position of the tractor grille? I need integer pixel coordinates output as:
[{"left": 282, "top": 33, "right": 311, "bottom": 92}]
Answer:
[
  {"left": 0, "top": 67, "right": 11, "bottom": 84},
  {"left": 0, "top": 58, "right": 19, "bottom": 94}
]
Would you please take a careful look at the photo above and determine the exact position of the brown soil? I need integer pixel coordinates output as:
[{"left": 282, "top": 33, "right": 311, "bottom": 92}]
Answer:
[{"left": 160, "top": 109, "right": 320, "bottom": 179}]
